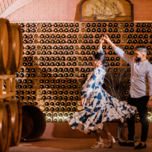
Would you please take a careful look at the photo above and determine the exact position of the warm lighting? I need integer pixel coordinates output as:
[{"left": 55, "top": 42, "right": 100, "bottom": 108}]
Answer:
[{"left": 148, "top": 112, "right": 152, "bottom": 122}]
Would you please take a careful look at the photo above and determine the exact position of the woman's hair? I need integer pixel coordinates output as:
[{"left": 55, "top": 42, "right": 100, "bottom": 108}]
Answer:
[{"left": 93, "top": 52, "right": 107, "bottom": 67}]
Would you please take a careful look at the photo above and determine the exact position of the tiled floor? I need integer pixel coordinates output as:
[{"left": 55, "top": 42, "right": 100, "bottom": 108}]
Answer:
[{"left": 9, "top": 138, "right": 152, "bottom": 152}]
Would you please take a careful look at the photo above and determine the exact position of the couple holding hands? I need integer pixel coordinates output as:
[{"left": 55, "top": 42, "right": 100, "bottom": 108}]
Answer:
[{"left": 66, "top": 35, "right": 152, "bottom": 149}]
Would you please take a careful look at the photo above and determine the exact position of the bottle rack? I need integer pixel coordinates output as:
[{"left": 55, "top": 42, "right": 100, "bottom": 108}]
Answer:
[{"left": 16, "top": 22, "right": 152, "bottom": 122}]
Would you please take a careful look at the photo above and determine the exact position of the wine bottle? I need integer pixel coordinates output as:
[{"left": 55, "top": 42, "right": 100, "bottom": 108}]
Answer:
[
  {"left": 45, "top": 107, "right": 49, "bottom": 111},
  {"left": 20, "top": 96, "right": 24, "bottom": 100},
  {"left": 50, "top": 107, "right": 54, "bottom": 111},
  {"left": 109, "top": 28, "right": 112, "bottom": 32},
  {"left": 53, "top": 96, "right": 57, "bottom": 100},
  {"left": 31, "top": 90, "right": 35, "bottom": 94},
  {"left": 31, "top": 96, "right": 36, "bottom": 100},
  {"left": 125, "top": 28, "right": 129, "bottom": 32},
  {"left": 136, "top": 23, "right": 140, "bottom": 27},
  {"left": 128, "top": 34, "right": 132, "bottom": 38},
  {"left": 26, "top": 96, "right": 30, "bottom": 100},
  {"left": 20, "top": 90, "right": 24, "bottom": 94},
  {"left": 116, "top": 62, "right": 120, "bottom": 66},
  {"left": 130, "top": 23, "right": 134, "bottom": 27},
  {"left": 128, "top": 40, "right": 132, "bottom": 44},
  {"left": 47, "top": 96, "right": 51, "bottom": 99},
  {"left": 142, "top": 28, "right": 146, "bottom": 32},
  {"left": 130, "top": 28, "right": 134, "bottom": 32},
  {"left": 103, "top": 28, "right": 106, "bottom": 32}
]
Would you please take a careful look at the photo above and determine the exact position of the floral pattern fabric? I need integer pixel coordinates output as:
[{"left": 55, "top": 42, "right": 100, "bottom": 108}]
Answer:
[{"left": 66, "top": 67, "right": 136, "bottom": 134}]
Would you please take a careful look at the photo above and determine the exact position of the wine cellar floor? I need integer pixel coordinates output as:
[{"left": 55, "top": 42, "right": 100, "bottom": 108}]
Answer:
[
  {"left": 9, "top": 138, "right": 152, "bottom": 152},
  {"left": 40, "top": 122, "right": 152, "bottom": 138}
]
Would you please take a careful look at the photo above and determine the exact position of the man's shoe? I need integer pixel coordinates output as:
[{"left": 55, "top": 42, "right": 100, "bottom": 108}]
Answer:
[
  {"left": 118, "top": 141, "right": 134, "bottom": 147},
  {"left": 134, "top": 143, "right": 146, "bottom": 149}
]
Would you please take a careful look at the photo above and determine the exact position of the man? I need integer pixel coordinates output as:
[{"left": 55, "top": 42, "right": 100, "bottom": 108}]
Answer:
[{"left": 102, "top": 35, "right": 152, "bottom": 149}]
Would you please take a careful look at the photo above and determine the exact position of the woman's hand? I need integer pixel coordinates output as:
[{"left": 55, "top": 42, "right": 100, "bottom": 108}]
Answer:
[
  {"left": 99, "top": 37, "right": 104, "bottom": 49},
  {"left": 81, "top": 98, "right": 85, "bottom": 107},
  {"left": 100, "top": 37, "right": 104, "bottom": 44}
]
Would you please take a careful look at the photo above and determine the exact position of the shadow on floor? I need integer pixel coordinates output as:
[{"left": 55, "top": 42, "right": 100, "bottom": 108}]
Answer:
[{"left": 21, "top": 138, "right": 96, "bottom": 150}]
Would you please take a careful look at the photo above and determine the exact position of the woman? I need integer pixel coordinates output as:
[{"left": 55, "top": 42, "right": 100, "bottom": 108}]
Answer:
[{"left": 66, "top": 39, "right": 136, "bottom": 148}]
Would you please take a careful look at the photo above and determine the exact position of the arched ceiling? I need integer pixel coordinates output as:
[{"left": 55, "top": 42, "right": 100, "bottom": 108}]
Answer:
[{"left": 0, "top": 0, "right": 34, "bottom": 18}]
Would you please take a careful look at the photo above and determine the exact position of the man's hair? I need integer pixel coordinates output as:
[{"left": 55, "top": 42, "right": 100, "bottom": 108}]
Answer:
[{"left": 135, "top": 46, "right": 148, "bottom": 54}]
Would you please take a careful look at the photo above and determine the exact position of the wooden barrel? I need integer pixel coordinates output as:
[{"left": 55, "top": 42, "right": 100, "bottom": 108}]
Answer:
[
  {"left": 0, "top": 18, "right": 12, "bottom": 75},
  {"left": 21, "top": 105, "right": 46, "bottom": 141},
  {"left": 4, "top": 99, "right": 22, "bottom": 147},
  {"left": 10, "top": 24, "right": 23, "bottom": 74},
  {"left": 0, "top": 102, "right": 11, "bottom": 152}
]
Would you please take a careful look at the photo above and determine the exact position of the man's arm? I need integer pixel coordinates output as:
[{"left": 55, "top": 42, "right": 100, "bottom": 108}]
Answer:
[
  {"left": 148, "top": 68, "right": 152, "bottom": 97},
  {"left": 147, "top": 67, "right": 152, "bottom": 109},
  {"left": 102, "top": 35, "right": 133, "bottom": 65}
]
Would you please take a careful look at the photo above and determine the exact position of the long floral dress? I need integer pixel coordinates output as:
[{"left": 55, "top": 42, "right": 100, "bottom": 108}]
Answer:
[{"left": 66, "top": 67, "right": 136, "bottom": 134}]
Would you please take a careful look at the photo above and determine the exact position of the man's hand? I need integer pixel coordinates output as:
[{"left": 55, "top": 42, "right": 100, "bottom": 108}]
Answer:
[
  {"left": 102, "top": 34, "right": 111, "bottom": 43},
  {"left": 81, "top": 98, "right": 85, "bottom": 107},
  {"left": 102, "top": 34, "right": 117, "bottom": 50},
  {"left": 146, "top": 99, "right": 152, "bottom": 109}
]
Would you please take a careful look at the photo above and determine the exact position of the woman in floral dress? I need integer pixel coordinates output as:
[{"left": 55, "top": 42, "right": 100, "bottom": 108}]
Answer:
[{"left": 66, "top": 39, "right": 136, "bottom": 148}]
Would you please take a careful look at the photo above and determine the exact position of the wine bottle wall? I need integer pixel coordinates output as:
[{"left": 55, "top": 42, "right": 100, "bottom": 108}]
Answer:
[{"left": 16, "top": 22, "right": 152, "bottom": 123}]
